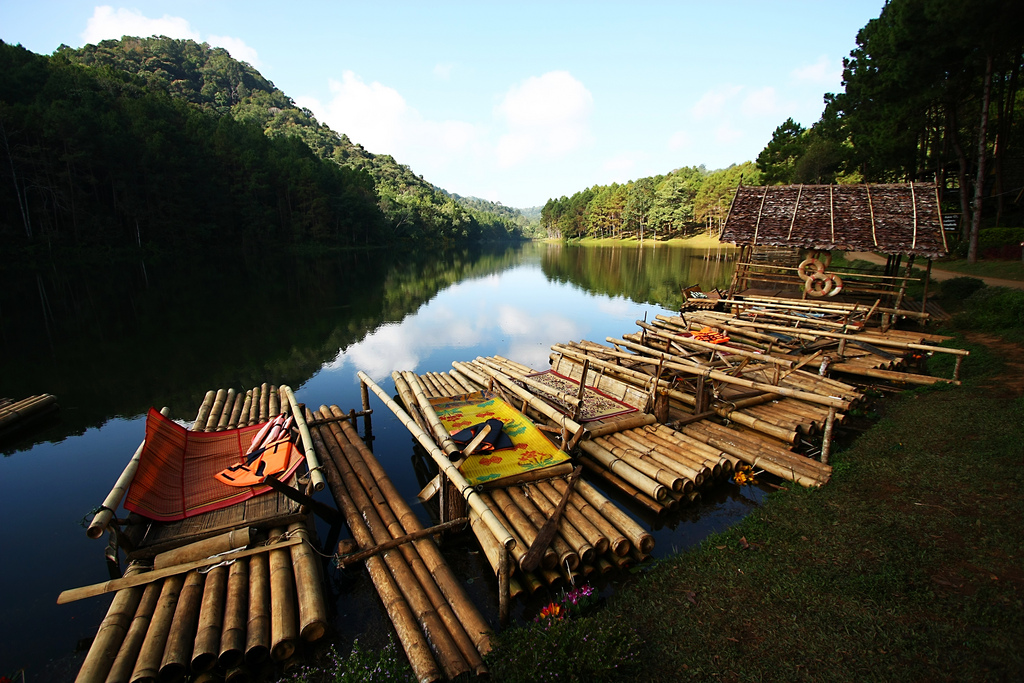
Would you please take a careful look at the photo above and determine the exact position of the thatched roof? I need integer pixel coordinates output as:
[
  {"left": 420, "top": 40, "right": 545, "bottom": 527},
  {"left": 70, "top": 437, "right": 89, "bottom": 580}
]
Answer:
[{"left": 720, "top": 183, "right": 948, "bottom": 259}]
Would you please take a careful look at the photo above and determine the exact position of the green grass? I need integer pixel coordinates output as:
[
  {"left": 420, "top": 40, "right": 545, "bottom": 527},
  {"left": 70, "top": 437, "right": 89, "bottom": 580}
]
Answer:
[{"left": 929, "top": 258, "right": 1024, "bottom": 282}]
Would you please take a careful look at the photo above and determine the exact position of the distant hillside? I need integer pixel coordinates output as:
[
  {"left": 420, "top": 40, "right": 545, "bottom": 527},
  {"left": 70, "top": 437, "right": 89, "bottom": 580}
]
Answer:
[{"left": 52, "top": 37, "right": 523, "bottom": 244}]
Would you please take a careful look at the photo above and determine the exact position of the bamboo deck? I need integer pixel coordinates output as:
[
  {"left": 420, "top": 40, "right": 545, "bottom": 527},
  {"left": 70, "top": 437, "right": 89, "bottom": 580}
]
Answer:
[{"left": 75, "top": 385, "right": 328, "bottom": 683}]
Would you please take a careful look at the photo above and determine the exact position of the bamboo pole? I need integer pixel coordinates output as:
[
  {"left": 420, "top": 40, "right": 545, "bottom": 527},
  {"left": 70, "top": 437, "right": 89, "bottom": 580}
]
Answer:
[
  {"left": 507, "top": 485, "right": 579, "bottom": 570},
  {"left": 287, "top": 520, "right": 328, "bottom": 642},
  {"left": 578, "top": 452, "right": 668, "bottom": 518},
  {"left": 129, "top": 575, "right": 185, "bottom": 683},
  {"left": 258, "top": 383, "right": 269, "bottom": 423},
  {"left": 310, "top": 410, "right": 464, "bottom": 680},
  {"left": 106, "top": 579, "right": 160, "bottom": 683},
  {"left": 332, "top": 408, "right": 495, "bottom": 663},
  {"left": 392, "top": 371, "right": 429, "bottom": 433},
  {"left": 154, "top": 528, "right": 254, "bottom": 570},
  {"left": 458, "top": 361, "right": 583, "bottom": 434},
  {"left": 635, "top": 319, "right": 795, "bottom": 368},
  {"left": 218, "top": 559, "right": 248, "bottom": 669},
  {"left": 227, "top": 391, "right": 245, "bottom": 429},
  {"left": 268, "top": 527, "right": 298, "bottom": 662},
  {"left": 402, "top": 372, "right": 460, "bottom": 457},
  {"left": 358, "top": 371, "right": 515, "bottom": 551},
  {"left": 191, "top": 565, "right": 228, "bottom": 672},
  {"left": 159, "top": 569, "right": 205, "bottom": 681},
  {"left": 607, "top": 431, "right": 707, "bottom": 485},
  {"left": 592, "top": 435, "right": 687, "bottom": 492},
  {"left": 575, "top": 341, "right": 851, "bottom": 410},
  {"left": 216, "top": 389, "right": 237, "bottom": 431},
  {"left": 279, "top": 385, "right": 326, "bottom": 492},
  {"left": 244, "top": 551, "right": 271, "bottom": 665},
  {"left": 523, "top": 482, "right": 594, "bottom": 564},
  {"left": 534, "top": 480, "right": 610, "bottom": 555},
  {"left": 193, "top": 391, "right": 216, "bottom": 431},
  {"left": 489, "top": 488, "right": 558, "bottom": 571},
  {"left": 88, "top": 407, "right": 170, "bottom": 539},
  {"left": 75, "top": 564, "right": 148, "bottom": 683},
  {"left": 584, "top": 413, "right": 658, "bottom": 437},
  {"left": 578, "top": 439, "right": 668, "bottom": 501},
  {"left": 557, "top": 478, "right": 654, "bottom": 554},
  {"left": 205, "top": 389, "right": 228, "bottom": 432}
]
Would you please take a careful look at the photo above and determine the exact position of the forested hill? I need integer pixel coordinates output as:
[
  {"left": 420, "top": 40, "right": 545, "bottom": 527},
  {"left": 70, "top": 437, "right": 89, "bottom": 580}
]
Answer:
[{"left": 0, "top": 37, "right": 524, "bottom": 254}]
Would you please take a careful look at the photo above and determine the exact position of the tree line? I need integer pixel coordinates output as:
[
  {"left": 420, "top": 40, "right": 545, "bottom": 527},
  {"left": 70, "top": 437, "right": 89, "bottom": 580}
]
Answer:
[
  {"left": 540, "top": 162, "right": 759, "bottom": 240},
  {"left": 756, "top": 0, "right": 1023, "bottom": 262},
  {"left": 0, "top": 38, "right": 525, "bottom": 253}
]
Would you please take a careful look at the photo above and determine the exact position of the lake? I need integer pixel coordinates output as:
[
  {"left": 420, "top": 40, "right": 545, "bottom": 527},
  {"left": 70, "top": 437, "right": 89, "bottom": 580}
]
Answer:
[{"left": 0, "top": 240, "right": 760, "bottom": 678}]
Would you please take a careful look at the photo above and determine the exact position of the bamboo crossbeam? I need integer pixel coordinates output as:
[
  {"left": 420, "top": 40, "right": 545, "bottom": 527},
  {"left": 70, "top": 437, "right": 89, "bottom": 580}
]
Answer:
[
  {"left": 57, "top": 539, "right": 302, "bottom": 605},
  {"left": 690, "top": 315, "right": 968, "bottom": 356}
]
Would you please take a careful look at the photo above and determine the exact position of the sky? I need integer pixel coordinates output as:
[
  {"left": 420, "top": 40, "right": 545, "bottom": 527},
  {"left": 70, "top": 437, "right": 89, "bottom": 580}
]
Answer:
[{"left": 1, "top": 1, "right": 885, "bottom": 209}]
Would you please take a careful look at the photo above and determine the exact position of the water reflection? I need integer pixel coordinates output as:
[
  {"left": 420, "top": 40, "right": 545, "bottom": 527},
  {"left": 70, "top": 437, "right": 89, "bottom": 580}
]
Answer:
[{"left": 0, "top": 240, "right": 740, "bottom": 677}]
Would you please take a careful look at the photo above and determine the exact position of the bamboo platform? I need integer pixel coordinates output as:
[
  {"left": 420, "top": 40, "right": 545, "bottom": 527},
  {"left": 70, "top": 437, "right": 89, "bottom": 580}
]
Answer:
[
  {"left": 307, "top": 403, "right": 495, "bottom": 682},
  {"left": 72, "top": 385, "right": 329, "bottom": 683},
  {"left": 0, "top": 393, "right": 58, "bottom": 440},
  {"left": 384, "top": 365, "right": 657, "bottom": 598}
]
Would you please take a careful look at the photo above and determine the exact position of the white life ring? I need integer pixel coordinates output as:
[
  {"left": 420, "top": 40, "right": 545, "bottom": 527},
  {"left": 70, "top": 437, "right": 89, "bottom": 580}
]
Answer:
[
  {"left": 797, "top": 258, "right": 825, "bottom": 281},
  {"left": 805, "top": 272, "right": 833, "bottom": 297}
]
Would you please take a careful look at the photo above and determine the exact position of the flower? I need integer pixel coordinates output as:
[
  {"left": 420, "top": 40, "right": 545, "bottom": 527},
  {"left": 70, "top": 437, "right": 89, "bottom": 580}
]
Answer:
[{"left": 538, "top": 601, "right": 564, "bottom": 621}]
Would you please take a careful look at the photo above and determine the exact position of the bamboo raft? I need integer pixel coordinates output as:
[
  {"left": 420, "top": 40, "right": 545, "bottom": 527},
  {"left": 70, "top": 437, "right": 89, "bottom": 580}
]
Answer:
[
  {"left": 71, "top": 385, "right": 329, "bottom": 683},
  {"left": 0, "top": 393, "right": 58, "bottom": 440}
]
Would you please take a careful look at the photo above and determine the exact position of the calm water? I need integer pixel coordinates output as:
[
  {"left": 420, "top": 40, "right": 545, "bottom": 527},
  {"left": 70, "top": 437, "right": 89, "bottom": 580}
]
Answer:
[{"left": 0, "top": 240, "right": 757, "bottom": 678}]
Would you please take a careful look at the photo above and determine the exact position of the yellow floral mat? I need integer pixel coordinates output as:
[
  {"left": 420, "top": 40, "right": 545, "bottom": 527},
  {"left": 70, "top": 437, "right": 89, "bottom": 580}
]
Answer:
[{"left": 429, "top": 391, "right": 570, "bottom": 486}]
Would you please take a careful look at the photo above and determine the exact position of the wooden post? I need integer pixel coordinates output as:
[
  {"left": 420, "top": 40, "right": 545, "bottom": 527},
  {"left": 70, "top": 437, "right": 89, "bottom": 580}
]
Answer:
[
  {"left": 498, "top": 545, "right": 510, "bottom": 627},
  {"left": 360, "top": 377, "right": 373, "bottom": 444},
  {"left": 821, "top": 407, "right": 837, "bottom": 465}
]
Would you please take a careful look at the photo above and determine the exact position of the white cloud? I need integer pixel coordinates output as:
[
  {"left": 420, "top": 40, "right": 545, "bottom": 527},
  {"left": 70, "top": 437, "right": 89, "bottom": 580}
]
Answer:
[
  {"left": 81, "top": 7, "right": 259, "bottom": 67},
  {"left": 691, "top": 84, "right": 743, "bottom": 121},
  {"left": 494, "top": 71, "right": 594, "bottom": 168},
  {"left": 742, "top": 86, "right": 782, "bottom": 118},
  {"left": 668, "top": 130, "right": 691, "bottom": 150},
  {"left": 83, "top": 6, "right": 200, "bottom": 43},
  {"left": 207, "top": 34, "right": 260, "bottom": 67},
  {"left": 714, "top": 124, "right": 744, "bottom": 144},
  {"left": 791, "top": 55, "right": 842, "bottom": 86},
  {"left": 299, "top": 70, "right": 485, "bottom": 168}
]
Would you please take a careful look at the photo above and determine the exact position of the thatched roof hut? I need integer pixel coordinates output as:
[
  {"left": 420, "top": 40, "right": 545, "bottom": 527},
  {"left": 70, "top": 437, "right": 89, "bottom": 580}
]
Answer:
[{"left": 720, "top": 183, "right": 948, "bottom": 260}]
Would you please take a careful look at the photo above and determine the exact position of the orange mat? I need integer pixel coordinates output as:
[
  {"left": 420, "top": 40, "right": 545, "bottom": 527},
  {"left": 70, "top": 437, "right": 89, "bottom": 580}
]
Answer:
[{"left": 124, "top": 408, "right": 304, "bottom": 522}]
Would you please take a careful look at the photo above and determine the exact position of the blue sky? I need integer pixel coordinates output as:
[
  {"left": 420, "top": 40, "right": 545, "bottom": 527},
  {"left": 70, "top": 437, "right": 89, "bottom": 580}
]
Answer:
[{"left": 1, "top": 1, "right": 884, "bottom": 208}]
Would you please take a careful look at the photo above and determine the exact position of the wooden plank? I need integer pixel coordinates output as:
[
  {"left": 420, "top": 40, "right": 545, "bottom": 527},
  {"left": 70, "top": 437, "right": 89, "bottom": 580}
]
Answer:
[{"left": 58, "top": 538, "right": 302, "bottom": 604}]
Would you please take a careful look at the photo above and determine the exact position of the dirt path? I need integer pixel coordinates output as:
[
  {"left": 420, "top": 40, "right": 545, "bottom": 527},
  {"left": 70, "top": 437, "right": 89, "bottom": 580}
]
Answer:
[{"left": 845, "top": 251, "right": 1024, "bottom": 290}]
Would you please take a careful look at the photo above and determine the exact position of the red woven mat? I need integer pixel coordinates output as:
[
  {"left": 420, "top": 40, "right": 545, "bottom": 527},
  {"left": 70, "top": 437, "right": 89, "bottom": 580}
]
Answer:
[{"left": 125, "top": 408, "right": 303, "bottom": 522}]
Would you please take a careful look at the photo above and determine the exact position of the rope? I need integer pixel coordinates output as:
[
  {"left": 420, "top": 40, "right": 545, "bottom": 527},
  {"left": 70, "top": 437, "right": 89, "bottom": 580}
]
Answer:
[{"left": 79, "top": 505, "right": 108, "bottom": 528}]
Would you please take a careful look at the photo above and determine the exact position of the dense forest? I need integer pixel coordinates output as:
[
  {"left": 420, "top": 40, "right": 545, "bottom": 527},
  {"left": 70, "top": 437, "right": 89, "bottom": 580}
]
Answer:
[
  {"left": 0, "top": 38, "right": 527, "bottom": 253},
  {"left": 756, "top": 0, "right": 1024, "bottom": 262},
  {"left": 543, "top": 0, "right": 1024, "bottom": 263},
  {"left": 540, "top": 162, "right": 758, "bottom": 241}
]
